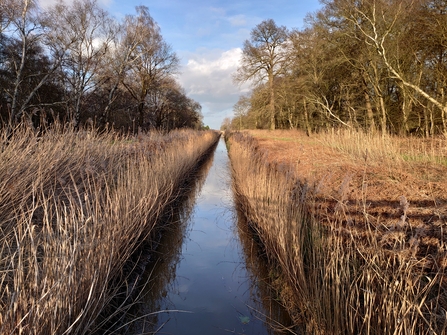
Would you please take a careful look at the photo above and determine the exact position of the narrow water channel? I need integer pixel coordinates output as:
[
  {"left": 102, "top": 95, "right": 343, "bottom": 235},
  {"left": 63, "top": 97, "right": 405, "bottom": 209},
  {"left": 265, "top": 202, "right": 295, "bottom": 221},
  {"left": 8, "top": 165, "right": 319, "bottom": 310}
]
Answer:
[{"left": 125, "top": 138, "right": 295, "bottom": 334}]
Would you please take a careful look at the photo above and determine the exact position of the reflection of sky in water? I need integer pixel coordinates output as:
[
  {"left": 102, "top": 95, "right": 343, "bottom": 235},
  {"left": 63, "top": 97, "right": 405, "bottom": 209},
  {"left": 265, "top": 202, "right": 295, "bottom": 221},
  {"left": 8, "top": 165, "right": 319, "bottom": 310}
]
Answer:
[{"left": 125, "top": 138, "right": 294, "bottom": 335}]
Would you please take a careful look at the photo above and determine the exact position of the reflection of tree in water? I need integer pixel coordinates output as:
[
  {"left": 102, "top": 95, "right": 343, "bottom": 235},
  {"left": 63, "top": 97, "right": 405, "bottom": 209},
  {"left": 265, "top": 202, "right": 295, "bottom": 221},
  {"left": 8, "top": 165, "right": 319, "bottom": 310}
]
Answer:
[
  {"left": 234, "top": 205, "right": 300, "bottom": 335},
  {"left": 120, "top": 145, "right": 216, "bottom": 334}
]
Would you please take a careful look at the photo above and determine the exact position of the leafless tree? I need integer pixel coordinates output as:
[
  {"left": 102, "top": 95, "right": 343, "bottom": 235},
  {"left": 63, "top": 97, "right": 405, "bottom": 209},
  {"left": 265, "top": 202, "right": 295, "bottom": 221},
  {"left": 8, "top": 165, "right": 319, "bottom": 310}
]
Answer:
[
  {"left": 0, "top": 0, "right": 18, "bottom": 34},
  {"left": 43, "top": 0, "right": 115, "bottom": 127},
  {"left": 2, "top": 0, "right": 41, "bottom": 123},
  {"left": 341, "top": 0, "right": 447, "bottom": 133},
  {"left": 234, "top": 19, "right": 290, "bottom": 130},
  {"left": 121, "top": 6, "right": 179, "bottom": 129}
]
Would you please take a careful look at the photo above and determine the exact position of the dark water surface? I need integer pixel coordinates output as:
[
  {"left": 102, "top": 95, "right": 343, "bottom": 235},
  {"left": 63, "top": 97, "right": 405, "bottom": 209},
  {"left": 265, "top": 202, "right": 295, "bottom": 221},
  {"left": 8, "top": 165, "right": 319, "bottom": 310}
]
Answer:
[{"left": 125, "top": 138, "right": 295, "bottom": 335}]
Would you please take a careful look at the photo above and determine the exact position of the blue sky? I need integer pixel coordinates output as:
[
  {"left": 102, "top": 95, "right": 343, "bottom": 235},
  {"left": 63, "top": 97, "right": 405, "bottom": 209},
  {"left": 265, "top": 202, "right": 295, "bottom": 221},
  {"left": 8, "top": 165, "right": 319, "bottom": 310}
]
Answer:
[{"left": 40, "top": 0, "right": 323, "bottom": 129}]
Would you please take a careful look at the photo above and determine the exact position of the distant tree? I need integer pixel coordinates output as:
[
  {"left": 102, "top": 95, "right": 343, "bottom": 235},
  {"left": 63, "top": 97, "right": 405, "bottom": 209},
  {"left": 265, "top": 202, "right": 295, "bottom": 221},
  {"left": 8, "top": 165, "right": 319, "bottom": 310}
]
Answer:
[
  {"left": 234, "top": 19, "right": 290, "bottom": 130},
  {"left": 0, "top": 35, "right": 65, "bottom": 124},
  {"left": 0, "top": 0, "right": 203, "bottom": 132},
  {"left": 232, "top": 95, "right": 250, "bottom": 130},
  {"left": 337, "top": 0, "right": 447, "bottom": 134},
  {"left": 2, "top": 0, "right": 40, "bottom": 124},
  {"left": 220, "top": 117, "right": 231, "bottom": 131},
  {"left": 43, "top": 0, "right": 115, "bottom": 127},
  {"left": 0, "top": 0, "right": 17, "bottom": 34},
  {"left": 305, "top": 7, "right": 368, "bottom": 132},
  {"left": 95, "top": 18, "right": 125, "bottom": 126},
  {"left": 121, "top": 6, "right": 179, "bottom": 130},
  {"left": 127, "top": 74, "right": 201, "bottom": 131}
]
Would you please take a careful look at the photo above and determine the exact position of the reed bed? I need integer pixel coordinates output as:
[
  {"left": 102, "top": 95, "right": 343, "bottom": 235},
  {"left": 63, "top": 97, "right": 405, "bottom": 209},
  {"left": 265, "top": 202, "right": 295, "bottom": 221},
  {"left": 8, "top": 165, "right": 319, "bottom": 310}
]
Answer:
[
  {"left": 0, "top": 124, "right": 220, "bottom": 335},
  {"left": 319, "top": 128, "right": 447, "bottom": 166},
  {"left": 227, "top": 130, "right": 447, "bottom": 335}
]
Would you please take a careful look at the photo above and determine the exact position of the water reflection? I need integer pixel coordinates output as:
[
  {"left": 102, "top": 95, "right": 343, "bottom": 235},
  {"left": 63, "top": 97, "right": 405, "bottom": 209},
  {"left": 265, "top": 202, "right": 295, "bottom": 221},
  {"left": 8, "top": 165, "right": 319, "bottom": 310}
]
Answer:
[
  {"left": 234, "top": 207, "right": 298, "bottom": 334},
  {"left": 122, "top": 142, "right": 217, "bottom": 334},
  {"left": 123, "top": 139, "right": 297, "bottom": 334}
]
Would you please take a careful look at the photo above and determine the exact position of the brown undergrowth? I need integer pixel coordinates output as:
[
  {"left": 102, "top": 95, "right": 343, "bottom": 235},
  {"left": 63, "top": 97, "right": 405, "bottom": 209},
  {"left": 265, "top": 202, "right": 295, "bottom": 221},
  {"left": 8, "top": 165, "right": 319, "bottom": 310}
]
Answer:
[
  {"left": 227, "top": 129, "right": 447, "bottom": 335},
  {"left": 0, "top": 124, "right": 220, "bottom": 335}
]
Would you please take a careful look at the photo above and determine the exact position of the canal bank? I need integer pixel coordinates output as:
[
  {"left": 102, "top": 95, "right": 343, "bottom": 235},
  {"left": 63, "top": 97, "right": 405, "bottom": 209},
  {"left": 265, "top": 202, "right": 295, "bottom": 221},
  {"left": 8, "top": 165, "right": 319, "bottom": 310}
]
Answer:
[{"left": 124, "top": 138, "right": 295, "bottom": 335}]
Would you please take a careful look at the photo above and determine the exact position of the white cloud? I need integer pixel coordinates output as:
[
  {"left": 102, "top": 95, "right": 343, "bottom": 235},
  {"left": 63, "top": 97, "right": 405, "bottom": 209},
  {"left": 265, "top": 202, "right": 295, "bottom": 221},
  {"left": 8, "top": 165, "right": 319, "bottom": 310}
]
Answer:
[
  {"left": 209, "top": 7, "right": 226, "bottom": 17},
  {"left": 228, "top": 15, "right": 247, "bottom": 27},
  {"left": 177, "top": 48, "right": 252, "bottom": 129},
  {"left": 179, "top": 48, "right": 247, "bottom": 98}
]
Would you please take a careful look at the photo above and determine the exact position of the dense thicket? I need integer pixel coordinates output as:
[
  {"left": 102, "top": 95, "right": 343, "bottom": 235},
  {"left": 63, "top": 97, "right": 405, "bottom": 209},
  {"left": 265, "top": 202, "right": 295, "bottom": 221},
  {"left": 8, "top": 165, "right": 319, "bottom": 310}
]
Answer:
[
  {"left": 230, "top": 0, "right": 447, "bottom": 136},
  {"left": 0, "top": 0, "right": 203, "bottom": 131}
]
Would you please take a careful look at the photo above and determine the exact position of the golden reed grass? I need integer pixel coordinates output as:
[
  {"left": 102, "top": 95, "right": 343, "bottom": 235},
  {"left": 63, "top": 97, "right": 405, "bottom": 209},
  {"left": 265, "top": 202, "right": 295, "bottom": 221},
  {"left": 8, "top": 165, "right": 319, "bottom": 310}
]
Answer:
[
  {"left": 227, "top": 130, "right": 447, "bottom": 335},
  {"left": 0, "top": 124, "right": 220, "bottom": 334},
  {"left": 319, "top": 128, "right": 447, "bottom": 166}
]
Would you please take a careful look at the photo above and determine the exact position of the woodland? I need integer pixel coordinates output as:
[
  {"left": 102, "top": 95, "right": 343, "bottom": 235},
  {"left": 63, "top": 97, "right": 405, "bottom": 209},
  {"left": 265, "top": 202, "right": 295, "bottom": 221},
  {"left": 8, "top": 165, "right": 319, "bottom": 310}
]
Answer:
[
  {"left": 228, "top": 0, "right": 447, "bottom": 137},
  {"left": 0, "top": 0, "right": 203, "bottom": 131}
]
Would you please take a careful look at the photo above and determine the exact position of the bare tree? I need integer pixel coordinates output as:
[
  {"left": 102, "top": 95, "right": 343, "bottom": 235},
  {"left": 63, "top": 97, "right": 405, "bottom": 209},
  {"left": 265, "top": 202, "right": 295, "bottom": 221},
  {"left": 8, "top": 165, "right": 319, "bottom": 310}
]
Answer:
[
  {"left": 2, "top": 0, "right": 40, "bottom": 123},
  {"left": 0, "top": 0, "right": 18, "bottom": 34},
  {"left": 342, "top": 0, "right": 447, "bottom": 133},
  {"left": 98, "top": 13, "right": 145, "bottom": 125},
  {"left": 220, "top": 117, "right": 232, "bottom": 131},
  {"left": 120, "top": 6, "right": 179, "bottom": 129},
  {"left": 292, "top": 25, "right": 356, "bottom": 130},
  {"left": 44, "top": 0, "right": 115, "bottom": 127},
  {"left": 234, "top": 19, "right": 290, "bottom": 130},
  {"left": 232, "top": 95, "right": 250, "bottom": 130}
]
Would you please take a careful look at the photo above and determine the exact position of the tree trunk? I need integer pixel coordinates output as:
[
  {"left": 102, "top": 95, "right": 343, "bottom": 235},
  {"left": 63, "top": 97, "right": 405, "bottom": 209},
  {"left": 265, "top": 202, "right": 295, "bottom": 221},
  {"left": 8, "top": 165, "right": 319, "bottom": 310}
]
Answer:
[
  {"left": 10, "top": 30, "right": 28, "bottom": 124},
  {"left": 400, "top": 87, "right": 411, "bottom": 136},
  {"left": 73, "top": 94, "right": 82, "bottom": 129},
  {"left": 303, "top": 97, "right": 312, "bottom": 136},
  {"left": 364, "top": 91, "right": 375, "bottom": 133},
  {"left": 269, "top": 74, "right": 275, "bottom": 130},
  {"left": 442, "top": 106, "right": 447, "bottom": 134},
  {"left": 288, "top": 107, "right": 296, "bottom": 129},
  {"left": 379, "top": 95, "right": 387, "bottom": 137},
  {"left": 138, "top": 101, "right": 145, "bottom": 128},
  {"left": 102, "top": 83, "right": 119, "bottom": 126},
  {"left": 430, "top": 105, "right": 435, "bottom": 137},
  {"left": 424, "top": 104, "right": 430, "bottom": 137}
]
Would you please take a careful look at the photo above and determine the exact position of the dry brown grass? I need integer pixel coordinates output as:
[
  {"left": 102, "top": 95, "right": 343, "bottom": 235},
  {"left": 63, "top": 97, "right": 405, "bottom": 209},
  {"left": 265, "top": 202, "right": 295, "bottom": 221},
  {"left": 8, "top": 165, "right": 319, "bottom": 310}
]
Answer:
[
  {"left": 0, "top": 124, "right": 219, "bottom": 335},
  {"left": 227, "top": 129, "right": 447, "bottom": 335}
]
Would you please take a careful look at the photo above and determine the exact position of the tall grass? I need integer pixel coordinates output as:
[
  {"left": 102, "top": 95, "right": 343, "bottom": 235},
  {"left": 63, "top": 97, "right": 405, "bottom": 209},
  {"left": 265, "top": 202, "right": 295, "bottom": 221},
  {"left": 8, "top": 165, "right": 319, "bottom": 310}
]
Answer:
[
  {"left": 227, "top": 130, "right": 447, "bottom": 335},
  {"left": 320, "top": 128, "right": 447, "bottom": 165},
  {"left": 0, "top": 124, "right": 220, "bottom": 335}
]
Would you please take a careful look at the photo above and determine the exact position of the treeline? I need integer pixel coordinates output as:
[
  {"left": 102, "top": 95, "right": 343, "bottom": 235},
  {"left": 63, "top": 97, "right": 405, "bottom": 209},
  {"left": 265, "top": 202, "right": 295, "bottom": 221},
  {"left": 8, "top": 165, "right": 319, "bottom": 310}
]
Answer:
[
  {"left": 0, "top": 0, "right": 203, "bottom": 131},
  {"left": 229, "top": 0, "right": 447, "bottom": 136}
]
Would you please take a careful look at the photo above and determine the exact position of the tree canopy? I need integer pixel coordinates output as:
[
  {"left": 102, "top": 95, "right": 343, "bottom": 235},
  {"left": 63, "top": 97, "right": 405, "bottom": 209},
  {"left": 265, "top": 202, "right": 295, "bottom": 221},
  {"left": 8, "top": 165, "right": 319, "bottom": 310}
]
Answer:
[
  {"left": 234, "top": 19, "right": 290, "bottom": 130},
  {"left": 229, "top": 1, "right": 447, "bottom": 137},
  {"left": 0, "top": 0, "right": 203, "bottom": 131}
]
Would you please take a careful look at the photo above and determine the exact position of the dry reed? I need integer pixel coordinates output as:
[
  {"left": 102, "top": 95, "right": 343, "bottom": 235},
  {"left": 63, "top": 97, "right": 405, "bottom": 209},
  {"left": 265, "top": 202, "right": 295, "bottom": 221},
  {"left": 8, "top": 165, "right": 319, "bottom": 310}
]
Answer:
[
  {"left": 0, "top": 124, "right": 219, "bottom": 334},
  {"left": 227, "top": 130, "right": 447, "bottom": 335},
  {"left": 320, "top": 128, "right": 447, "bottom": 166}
]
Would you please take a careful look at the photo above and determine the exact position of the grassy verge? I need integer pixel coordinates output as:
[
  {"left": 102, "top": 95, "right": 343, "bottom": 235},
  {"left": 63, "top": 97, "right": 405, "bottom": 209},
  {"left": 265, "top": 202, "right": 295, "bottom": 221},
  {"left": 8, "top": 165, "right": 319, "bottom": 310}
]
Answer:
[
  {"left": 0, "top": 124, "right": 220, "bottom": 334},
  {"left": 227, "top": 130, "right": 447, "bottom": 335}
]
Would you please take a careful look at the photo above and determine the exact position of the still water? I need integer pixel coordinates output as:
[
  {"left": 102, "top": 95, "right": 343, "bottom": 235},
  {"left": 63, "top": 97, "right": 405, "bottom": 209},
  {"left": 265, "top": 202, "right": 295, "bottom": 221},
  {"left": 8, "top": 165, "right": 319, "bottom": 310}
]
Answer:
[{"left": 125, "top": 138, "right": 295, "bottom": 334}]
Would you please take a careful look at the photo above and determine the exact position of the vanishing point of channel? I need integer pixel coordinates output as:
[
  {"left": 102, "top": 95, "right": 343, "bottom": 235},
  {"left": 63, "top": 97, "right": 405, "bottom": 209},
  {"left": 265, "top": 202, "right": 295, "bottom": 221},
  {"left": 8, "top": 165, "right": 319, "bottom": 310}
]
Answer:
[{"left": 125, "top": 138, "right": 295, "bottom": 335}]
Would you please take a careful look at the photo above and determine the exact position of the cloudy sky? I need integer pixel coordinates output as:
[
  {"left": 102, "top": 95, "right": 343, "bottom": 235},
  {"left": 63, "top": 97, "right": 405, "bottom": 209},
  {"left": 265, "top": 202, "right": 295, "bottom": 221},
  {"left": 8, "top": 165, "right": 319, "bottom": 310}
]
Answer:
[{"left": 39, "top": 0, "right": 323, "bottom": 129}]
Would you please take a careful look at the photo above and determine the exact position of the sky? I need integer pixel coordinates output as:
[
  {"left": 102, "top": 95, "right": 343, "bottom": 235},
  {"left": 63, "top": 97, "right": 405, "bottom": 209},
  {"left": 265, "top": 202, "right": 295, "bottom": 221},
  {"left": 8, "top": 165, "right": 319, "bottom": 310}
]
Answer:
[{"left": 39, "top": 0, "right": 323, "bottom": 129}]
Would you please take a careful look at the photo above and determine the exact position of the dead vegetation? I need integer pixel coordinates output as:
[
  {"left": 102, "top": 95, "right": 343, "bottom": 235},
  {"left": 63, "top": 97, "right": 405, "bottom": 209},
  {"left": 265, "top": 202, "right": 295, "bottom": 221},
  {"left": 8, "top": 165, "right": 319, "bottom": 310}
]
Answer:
[
  {"left": 0, "top": 124, "right": 220, "bottom": 335},
  {"left": 227, "top": 129, "right": 447, "bottom": 334}
]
